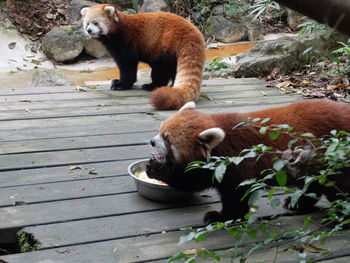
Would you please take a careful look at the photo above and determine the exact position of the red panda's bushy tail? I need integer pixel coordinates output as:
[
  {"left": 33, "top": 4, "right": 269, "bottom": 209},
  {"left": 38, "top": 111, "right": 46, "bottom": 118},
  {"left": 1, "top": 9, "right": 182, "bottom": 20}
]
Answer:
[{"left": 149, "top": 41, "right": 205, "bottom": 110}]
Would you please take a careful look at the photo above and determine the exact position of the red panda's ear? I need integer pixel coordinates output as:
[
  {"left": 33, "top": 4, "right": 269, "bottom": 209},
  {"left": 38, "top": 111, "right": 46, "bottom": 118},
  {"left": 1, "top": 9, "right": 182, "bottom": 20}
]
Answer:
[
  {"left": 198, "top": 128, "right": 225, "bottom": 150},
  {"left": 104, "top": 6, "right": 119, "bottom": 22},
  {"left": 80, "top": 7, "right": 89, "bottom": 17},
  {"left": 179, "top": 101, "right": 195, "bottom": 112}
]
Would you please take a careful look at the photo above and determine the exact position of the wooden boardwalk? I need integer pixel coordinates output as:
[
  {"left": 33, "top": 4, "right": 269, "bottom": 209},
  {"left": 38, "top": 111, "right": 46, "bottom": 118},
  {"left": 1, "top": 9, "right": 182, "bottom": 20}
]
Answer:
[{"left": 0, "top": 78, "right": 349, "bottom": 263}]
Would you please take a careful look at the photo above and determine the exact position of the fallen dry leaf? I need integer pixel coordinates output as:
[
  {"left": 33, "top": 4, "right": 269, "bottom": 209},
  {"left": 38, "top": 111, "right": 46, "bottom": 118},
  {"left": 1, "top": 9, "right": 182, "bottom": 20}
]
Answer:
[
  {"left": 327, "top": 83, "right": 347, "bottom": 90},
  {"left": 276, "top": 81, "right": 293, "bottom": 88},
  {"left": 69, "top": 166, "right": 82, "bottom": 170},
  {"left": 55, "top": 249, "right": 70, "bottom": 255},
  {"left": 301, "top": 243, "right": 327, "bottom": 253},
  {"left": 200, "top": 93, "right": 212, "bottom": 101},
  {"left": 184, "top": 248, "right": 206, "bottom": 255}
]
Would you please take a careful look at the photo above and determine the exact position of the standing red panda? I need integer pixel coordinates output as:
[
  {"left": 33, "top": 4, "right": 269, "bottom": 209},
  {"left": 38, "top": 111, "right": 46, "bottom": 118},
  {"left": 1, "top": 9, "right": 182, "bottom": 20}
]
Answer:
[
  {"left": 80, "top": 4, "right": 206, "bottom": 110},
  {"left": 146, "top": 100, "right": 350, "bottom": 223}
]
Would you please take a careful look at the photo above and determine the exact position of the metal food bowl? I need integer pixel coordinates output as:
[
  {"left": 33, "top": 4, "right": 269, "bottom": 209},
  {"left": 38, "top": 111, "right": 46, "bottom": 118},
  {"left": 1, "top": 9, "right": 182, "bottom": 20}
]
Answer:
[{"left": 128, "top": 159, "right": 195, "bottom": 203}]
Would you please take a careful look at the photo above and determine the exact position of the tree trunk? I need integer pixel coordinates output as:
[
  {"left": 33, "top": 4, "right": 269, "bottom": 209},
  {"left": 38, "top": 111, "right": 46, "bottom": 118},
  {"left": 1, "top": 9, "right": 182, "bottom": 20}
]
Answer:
[{"left": 275, "top": 0, "right": 350, "bottom": 36}]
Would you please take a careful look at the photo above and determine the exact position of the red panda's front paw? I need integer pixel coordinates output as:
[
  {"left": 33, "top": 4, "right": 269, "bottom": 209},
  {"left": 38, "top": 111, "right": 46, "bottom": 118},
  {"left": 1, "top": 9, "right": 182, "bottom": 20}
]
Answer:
[
  {"left": 141, "top": 83, "right": 156, "bottom": 91},
  {"left": 110, "top": 79, "right": 132, "bottom": 90},
  {"left": 145, "top": 158, "right": 163, "bottom": 179},
  {"left": 203, "top": 210, "right": 224, "bottom": 224}
]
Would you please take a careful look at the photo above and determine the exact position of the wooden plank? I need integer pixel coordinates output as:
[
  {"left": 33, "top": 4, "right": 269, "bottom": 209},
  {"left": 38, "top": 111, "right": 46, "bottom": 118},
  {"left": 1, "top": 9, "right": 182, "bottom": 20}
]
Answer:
[
  {"left": 0, "top": 95, "right": 299, "bottom": 133},
  {"left": 0, "top": 93, "right": 296, "bottom": 121},
  {"left": 24, "top": 196, "right": 288, "bottom": 249},
  {"left": 0, "top": 176, "right": 136, "bottom": 207},
  {"left": 0, "top": 121, "right": 159, "bottom": 142},
  {"left": 0, "top": 131, "right": 153, "bottom": 154},
  {"left": 0, "top": 144, "right": 150, "bottom": 171},
  {"left": 0, "top": 78, "right": 264, "bottom": 96},
  {"left": 4, "top": 214, "right": 349, "bottom": 263},
  {"left": 24, "top": 202, "right": 220, "bottom": 249},
  {"left": 0, "top": 84, "right": 280, "bottom": 113},
  {"left": 0, "top": 159, "right": 136, "bottom": 187},
  {"left": 0, "top": 113, "right": 161, "bottom": 131},
  {"left": 0, "top": 191, "right": 220, "bottom": 229},
  {"left": 0, "top": 229, "right": 233, "bottom": 263}
]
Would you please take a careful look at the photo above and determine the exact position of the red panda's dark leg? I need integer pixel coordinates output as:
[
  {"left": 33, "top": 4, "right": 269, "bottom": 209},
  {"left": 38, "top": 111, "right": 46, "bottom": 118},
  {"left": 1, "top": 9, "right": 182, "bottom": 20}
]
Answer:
[
  {"left": 99, "top": 35, "right": 138, "bottom": 90},
  {"left": 284, "top": 181, "right": 323, "bottom": 214},
  {"left": 205, "top": 181, "right": 250, "bottom": 224},
  {"left": 142, "top": 55, "right": 177, "bottom": 91},
  {"left": 111, "top": 58, "right": 138, "bottom": 90}
]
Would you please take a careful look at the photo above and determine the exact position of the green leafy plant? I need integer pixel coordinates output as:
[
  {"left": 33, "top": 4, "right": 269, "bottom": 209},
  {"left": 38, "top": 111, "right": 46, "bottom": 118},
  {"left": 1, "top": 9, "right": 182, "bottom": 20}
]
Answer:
[
  {"left": 204, "top": 56, "right": 230, "bottom": 72},
  {"left": 170, "top": 119, "right": 350, "bottom": 263},
  {"left": 17, "top": 231, "right": 41, "bottom": 253},
  {"left": 330, "top": 41, "right": 350, "bottom": 75},
  {"left": 297, "top": 21, "right": 327, "bottom": 35},
  {"left": 248, "top": 0, "right": 281, "bottom": 20}
]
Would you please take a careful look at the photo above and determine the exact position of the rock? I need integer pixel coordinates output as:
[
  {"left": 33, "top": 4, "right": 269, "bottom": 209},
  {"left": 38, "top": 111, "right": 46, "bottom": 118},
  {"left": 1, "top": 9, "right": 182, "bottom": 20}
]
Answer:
[
  {"left": 245, "top": 22, "right": 264, "bottom": 41},
  {"left": 94, "top": 0, "right": 133, "bottom": 9},
  {"left": 138, "top": 0, "right": 170, "bottom": 13},
  {"left": 233, "top": 31, "right": 348, "bottom": 78},
  {"left": 28, "top": 68, "right": 73, "bottom": 87},
  {"left": 205, "top": 16, "right": 247, "bottom": 43},
  {"left": 286, "top": 8, "right": 310, "bottom": 31},
  {"left": 83, "top": 38, "right": 110, "bottom": 58},
  {"left": 41, "top": 27, "right": 84, "bottom": 63},
  {"left": 212, "top": 4, "right": 238, "bottom": 20},
  {"left": 66, "top": 0, "right": 97, "bottom": 22}
]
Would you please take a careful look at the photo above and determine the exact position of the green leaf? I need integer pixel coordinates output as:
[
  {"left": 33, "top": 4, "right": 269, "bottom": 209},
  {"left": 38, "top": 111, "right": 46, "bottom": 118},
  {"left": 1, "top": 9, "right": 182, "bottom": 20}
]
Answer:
[
  {"left": 270, "top": 198, "right": 281, "bottom": 209},
  {"left": 301, "top": 132, "right": 315, "bottom": 138},
  {"left": 179, "top": 231, "right": 196, "bottom": 245},
  {"left": 248, "top": 189, "right": 263, "bottom": 206},
  {"left": 276, "top": 171, "right": 287, "bottom": 186},
  {"left": 214, "top": 163, "right": 226, "bottom": 183},
  {"left": 261, "top": 118, "right": 270, "bottom": 124},
  {"left": 238, "top": 179, "right": 257, "bottom": 187},
  {"left": 247, "top": 229, "right": 257, "bottom": 238},
  {"left": 267, "top": 187, "right": 276, "bottom": 199},
  {"left": 167, "top": 252, "right": 187, "bottom": 263},
  {"left": 273, "top": 159, "right": 287, "bottom": 172},
  {"left": 290, "top": 190, "right": 303, "bottom": 208},
  {"left": 303, "top": 216, "right": 312, "bottom": 227},
  {"left": 195, "top": 232, "right": 207, "bottom": 243},
  {"left": 269, "top": 132, "right": 280, "bottom": 140},
  {"left": 229, "top": 156, "right": 244, "bottom": 165},
  {"left": 259, "top": 126, "right": 268, "bottom": 135}
]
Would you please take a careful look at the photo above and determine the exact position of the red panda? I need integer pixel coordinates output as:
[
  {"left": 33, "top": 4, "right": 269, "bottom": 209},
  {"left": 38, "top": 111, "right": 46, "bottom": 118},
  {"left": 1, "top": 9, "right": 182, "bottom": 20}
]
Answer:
[
  {"left": 80, "top": 4, "right": 206, "bottom": 110},
  {"left": 146, "top": 100, "right": 350, "bottom": 223}
]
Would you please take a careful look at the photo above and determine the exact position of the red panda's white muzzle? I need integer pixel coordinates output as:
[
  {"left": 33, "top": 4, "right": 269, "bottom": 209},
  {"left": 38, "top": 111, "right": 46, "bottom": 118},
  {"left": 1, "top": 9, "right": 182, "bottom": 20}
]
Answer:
[{"left": 150, "top": 134, "right": 167, "bottom": 163}]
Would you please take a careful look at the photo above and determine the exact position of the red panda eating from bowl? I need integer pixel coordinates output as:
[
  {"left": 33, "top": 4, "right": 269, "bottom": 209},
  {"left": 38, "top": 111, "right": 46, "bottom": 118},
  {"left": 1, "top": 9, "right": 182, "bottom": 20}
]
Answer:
[{"left": 146, "top": 100, "right": 350, "bottom": 223}]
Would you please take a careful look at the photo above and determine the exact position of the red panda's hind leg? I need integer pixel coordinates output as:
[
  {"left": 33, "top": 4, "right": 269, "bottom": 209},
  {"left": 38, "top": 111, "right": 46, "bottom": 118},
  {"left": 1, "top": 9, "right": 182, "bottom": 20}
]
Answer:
[{"left": 142, "top": 55, "right": 177, "bottom": 91}]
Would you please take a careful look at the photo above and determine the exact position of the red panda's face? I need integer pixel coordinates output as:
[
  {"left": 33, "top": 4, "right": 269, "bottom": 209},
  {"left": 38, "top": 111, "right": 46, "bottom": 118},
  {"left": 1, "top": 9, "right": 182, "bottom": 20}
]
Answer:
[
  {"left": 150, "top": 102, "right": 226, "bottom": 166},
  {"left": 80, "top": 4, "right": 119, "bottom": 38}
]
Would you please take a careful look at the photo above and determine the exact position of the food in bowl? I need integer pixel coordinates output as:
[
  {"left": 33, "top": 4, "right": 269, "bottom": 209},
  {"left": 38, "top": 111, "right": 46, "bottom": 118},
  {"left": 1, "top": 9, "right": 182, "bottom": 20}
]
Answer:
[
  {"left": 135, "top": 170, "right": 166, "bottom": 185},
  {"left": 128, "top": 159, "right": 195, "bottom": 203}
]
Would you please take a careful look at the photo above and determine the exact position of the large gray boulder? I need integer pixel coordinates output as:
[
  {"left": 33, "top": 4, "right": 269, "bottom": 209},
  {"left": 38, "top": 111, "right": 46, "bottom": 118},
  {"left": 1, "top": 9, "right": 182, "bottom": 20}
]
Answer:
[
  {"left": 286, "top": 8, "right": 310, "bottom": 31},
  {"left": 94, "top": 0, "right": 133, "bottom": 9},
  {"left": 205, "top": 16, "right": 247, "bottom": 43},
  {"left": 138, "top": 0, "right": 170, "bottom": 13},
  {"left": 28, "top": 68, "right": 73, "bottom": 87},
  {"left": 41, "top": 27, "right": 84, "bottom": 62},
  {"left": 66, "top": 0, "right": 97, "bottom": 22},
  {"left": 233, "top": 31, "right": 348, "bottom": 77}
]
